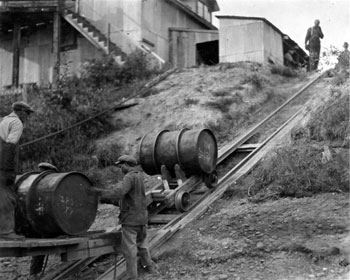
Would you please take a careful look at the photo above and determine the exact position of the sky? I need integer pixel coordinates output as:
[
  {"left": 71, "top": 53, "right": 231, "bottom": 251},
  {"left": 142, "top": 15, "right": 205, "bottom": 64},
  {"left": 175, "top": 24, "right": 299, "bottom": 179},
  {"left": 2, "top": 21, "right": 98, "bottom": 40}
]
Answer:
[{"left": 212, "top": 0, "right": 350, "bottom": 53}]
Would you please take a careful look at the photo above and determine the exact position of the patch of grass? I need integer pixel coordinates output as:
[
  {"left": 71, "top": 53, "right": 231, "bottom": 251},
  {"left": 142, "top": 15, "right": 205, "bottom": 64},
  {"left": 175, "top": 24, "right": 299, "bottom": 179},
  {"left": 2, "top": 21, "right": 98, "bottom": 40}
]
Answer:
[
  {"left": 86, "top": 165, "right": 123, "bottom": 188},
  {"left": 307, "top": 94, "right": 349, "bottom": 142},
  {"left": 94, "top": 142, "right": 123, "bottom": 168},
  {"left": 205, "top": 97, "right": 234, "bottom": 113},
  {"left": 241, "top": 73, "right": 269, "bottom": 90},
  {"left": 270, "top": 65, "right": 298, "bottom": 77},
  {"left": 332, "top": 71, "right": 349, "bottom": 86},
  {"left": 211, "top": 89, "right": 232, "bottom": 97},
  {"left": 250, "top": 144, "right": 349, "bottom": 200},
  {"left": 205, "top": 93, "right": 243, "bottom": 113},
  {"left": 184, "top": 97, "right": 199, "bottom": 106}
]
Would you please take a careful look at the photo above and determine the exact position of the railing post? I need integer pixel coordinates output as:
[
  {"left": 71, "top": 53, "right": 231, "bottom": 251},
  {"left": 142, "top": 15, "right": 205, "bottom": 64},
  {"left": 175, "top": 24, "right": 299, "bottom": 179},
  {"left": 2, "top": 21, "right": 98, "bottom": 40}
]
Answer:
[
  {"left": 107, "top": 23, "right": 111, "bottom": 54},
  {"left": 75, "top": 0, "right": 80, "bottom": 14}
]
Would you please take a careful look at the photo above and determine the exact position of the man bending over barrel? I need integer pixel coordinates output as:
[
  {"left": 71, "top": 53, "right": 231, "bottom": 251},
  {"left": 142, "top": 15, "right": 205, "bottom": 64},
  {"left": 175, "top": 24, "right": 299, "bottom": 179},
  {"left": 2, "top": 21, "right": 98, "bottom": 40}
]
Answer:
[
  {"left": 0, "top": 102, "right": 34, "bottom": 240},
  {"left": 91, "top": 155, "right": 158, "bottom": 280}
]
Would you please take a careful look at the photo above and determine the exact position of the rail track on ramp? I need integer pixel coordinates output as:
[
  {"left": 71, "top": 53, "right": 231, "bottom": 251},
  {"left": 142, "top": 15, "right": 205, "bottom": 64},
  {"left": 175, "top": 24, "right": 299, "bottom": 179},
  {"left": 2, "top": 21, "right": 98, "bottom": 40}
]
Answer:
[
  {"left": 95, "top": 72, "right": 324, "bottom": 280},
  {"left": 30, "top": 72, "right": 324, "bottom": 280}
]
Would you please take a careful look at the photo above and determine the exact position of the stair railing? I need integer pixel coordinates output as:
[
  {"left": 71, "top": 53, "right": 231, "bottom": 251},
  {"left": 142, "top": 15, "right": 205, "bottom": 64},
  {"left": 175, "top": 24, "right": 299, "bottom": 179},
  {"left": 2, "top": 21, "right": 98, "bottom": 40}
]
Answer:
[{"left": 64, "top": 0, "right": 165, "bottom": 65}]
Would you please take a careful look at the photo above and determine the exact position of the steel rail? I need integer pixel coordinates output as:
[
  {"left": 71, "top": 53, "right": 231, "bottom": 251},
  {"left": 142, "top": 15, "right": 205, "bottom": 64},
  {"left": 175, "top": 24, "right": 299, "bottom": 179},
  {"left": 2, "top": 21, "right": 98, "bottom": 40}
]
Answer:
[
  {"left": 96, "top": 73, "right": 324, "bottom": 280},
  {"left": 217, "top": 72, "right": 323, "bottom": 164}
]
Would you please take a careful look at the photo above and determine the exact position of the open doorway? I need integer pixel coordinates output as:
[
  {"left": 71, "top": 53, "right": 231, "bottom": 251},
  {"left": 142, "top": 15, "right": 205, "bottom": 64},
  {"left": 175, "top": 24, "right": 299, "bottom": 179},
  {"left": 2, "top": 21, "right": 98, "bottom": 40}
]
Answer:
[{"left": 196, "top": 40, "right": 219, "bottom": 66}]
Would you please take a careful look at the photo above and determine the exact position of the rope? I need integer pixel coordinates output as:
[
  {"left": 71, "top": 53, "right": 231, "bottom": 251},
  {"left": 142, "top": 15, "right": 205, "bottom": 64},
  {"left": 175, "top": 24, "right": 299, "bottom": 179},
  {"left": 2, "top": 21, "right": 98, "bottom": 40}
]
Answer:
[
  {"left": 40, "top": 255, "right": 49, "bottom": 278},
  {"left": 113, "top": 252, "right": 117, "bottom": 280}
]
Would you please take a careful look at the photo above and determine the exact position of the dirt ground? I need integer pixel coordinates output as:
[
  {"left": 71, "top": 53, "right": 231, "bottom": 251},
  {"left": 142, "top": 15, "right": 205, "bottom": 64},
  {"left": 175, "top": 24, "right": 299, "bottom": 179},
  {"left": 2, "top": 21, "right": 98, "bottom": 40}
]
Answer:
[
  {"left": 132, "top": 72, "right": 350, "bottom": 280},
  {"left": 148, "top": 192, "right": 349, "bottom": 280},
  {"left": 0, "top": 64, "right": 348, "bottom": 280}
]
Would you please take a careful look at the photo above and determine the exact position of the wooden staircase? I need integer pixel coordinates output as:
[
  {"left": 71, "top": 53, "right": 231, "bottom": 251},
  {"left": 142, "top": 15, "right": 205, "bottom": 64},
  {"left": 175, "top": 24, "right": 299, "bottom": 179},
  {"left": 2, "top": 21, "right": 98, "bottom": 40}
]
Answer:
[{"left": 62, "top": 9, "right": 127, "bottom": 63}]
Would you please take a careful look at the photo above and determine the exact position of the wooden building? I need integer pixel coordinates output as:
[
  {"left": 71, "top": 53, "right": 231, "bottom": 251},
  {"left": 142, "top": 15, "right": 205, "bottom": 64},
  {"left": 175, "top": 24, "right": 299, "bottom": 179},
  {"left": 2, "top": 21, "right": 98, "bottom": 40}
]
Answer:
[
  {"left": 217, "top": 15, "right": 308, "bottom": 66},
  {"left": 0, "top": 0, "right": 219, "bottom": 88}
]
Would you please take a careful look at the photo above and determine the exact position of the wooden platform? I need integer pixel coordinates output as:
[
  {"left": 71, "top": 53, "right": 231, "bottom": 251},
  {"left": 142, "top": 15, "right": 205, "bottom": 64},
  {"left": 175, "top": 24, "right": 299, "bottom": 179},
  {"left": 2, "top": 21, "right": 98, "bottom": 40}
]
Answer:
[
  {"left": 0, "top": 1, "right": 58, "bottom": 12},
  {"left": 0, "top": 230, "right": 121, "bottom": 261}
]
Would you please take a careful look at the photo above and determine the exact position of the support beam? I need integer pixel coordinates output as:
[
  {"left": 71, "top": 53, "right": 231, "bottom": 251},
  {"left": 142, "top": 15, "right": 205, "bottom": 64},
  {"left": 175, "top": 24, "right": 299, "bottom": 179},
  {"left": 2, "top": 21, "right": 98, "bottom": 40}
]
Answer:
[
  {"left": 52, "top": 11, "right": 61, "bottom": 85},
  {"left": 12, "top": 22, "right": 21, "bottom": 87}
]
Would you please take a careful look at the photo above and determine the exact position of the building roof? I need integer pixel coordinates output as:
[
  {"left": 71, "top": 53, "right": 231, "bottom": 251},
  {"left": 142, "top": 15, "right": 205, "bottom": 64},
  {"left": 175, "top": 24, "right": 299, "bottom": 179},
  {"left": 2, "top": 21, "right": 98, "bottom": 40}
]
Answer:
[
  {"left": 216, "top": 15, "right": 308, "bottom": 59},
  {"left": 203, "top": 0, "right": 220, "bottom": 12},
  {"left": 167, "top": 0, "right": 218, "bottom": 30}
]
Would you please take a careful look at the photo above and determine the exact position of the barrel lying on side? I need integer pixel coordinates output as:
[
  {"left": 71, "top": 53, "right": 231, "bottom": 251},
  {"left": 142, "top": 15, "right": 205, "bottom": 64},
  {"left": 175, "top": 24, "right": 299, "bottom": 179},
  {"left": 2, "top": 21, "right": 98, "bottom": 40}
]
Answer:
[
  {"left": 15, "top": 171, "right": 98, "bottom": 237},
  {"left": 139, "top": 129, "right": 218, "bottom": 177}
]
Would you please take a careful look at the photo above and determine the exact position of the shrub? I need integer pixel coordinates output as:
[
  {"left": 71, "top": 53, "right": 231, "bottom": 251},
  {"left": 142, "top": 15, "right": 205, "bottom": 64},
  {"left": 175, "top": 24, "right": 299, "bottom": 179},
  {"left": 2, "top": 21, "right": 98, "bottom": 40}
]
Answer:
[
  {"left": 241, "top": 73, "right": 269, "bottom": 90},
  {"left": 307, "top": 94, "right": 349, "bottom": 141},
  {"left": 250, "top": 145, "right": 349, "bottom": 200},
  {"left": 6, "top": 49, "right": 164, "bottom": 173},
  {"left": 184, "top": 97, "right": 199, "bottom": 106},
  {"left": 205, "top": 93, "right": 243, "bottom": 113},
  {"left": 211, "top": 89, "right": 231, "bottom": 97},
  {"left": 270, "top": 65, "right": 298, "bottom": 77}
]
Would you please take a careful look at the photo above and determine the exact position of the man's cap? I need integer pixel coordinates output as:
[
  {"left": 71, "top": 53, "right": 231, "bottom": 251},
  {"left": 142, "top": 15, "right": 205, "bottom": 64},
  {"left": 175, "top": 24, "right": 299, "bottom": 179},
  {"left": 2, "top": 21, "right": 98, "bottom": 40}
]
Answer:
[
  {"left": 38, "top": 162, "right": 58, "bottom": 171},
  {"left": 12, "top": 101, "right": 35, "bottom": 113},
  {"left": 115, "top": 155, "right": 138, "bottom": 166}
]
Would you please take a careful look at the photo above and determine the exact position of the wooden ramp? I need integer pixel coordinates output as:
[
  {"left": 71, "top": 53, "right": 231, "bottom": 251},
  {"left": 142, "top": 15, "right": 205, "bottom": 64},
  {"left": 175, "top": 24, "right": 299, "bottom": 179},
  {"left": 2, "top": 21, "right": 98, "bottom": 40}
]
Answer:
[{"left": 0, "top": 231, "right": 121, "bottom": 261}]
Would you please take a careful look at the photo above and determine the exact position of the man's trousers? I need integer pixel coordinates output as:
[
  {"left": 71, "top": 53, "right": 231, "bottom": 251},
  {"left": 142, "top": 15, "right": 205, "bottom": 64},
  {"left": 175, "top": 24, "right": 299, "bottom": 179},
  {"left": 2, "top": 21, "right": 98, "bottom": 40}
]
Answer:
[
  {"left": 0, "top": 170, "right": 17, "bottom": 235},
  {"left": 121, "top": 225, "right": 153, "bottom": 280},
  {"left": 309, "top": 45, "right": 321, "bottom": 71}
]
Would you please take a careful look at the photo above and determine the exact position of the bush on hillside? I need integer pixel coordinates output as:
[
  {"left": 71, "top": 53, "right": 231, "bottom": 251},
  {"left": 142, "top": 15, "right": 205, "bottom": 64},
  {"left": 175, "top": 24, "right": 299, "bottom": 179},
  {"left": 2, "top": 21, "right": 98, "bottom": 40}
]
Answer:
[
  {"left": 241, "top": 73, "right": 270, "bottom": 90},
  {"left": 250, "top": 91, "right": 350, "bottom": 202},
  {"left": 81, "top": 50, "right": 160, "bottom": 89},
  {"left": 249, "top": 144, "right": 349, "bottom": 201},
  {"left": 270, "top": 65, "right": 298, "bottom": 77},
  {"left": 307, "top": 94, "right": 349, "bottom": 142},
  {"left": 6, "top": 50, "right": 162, "bottom": 173}
]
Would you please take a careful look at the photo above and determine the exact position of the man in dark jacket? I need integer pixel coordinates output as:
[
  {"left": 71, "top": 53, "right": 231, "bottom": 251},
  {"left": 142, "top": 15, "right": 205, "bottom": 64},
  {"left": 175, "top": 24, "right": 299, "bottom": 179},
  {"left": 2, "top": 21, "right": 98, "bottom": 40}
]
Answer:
[
  {"left": 305, "top": 19, "right": 324, "bottom": 71},
  {"left": 93, "top": 155, "right": 157, "bottom": 280},
  {"left": 0, "top": 101, "right": 34, "bottom": 240}
]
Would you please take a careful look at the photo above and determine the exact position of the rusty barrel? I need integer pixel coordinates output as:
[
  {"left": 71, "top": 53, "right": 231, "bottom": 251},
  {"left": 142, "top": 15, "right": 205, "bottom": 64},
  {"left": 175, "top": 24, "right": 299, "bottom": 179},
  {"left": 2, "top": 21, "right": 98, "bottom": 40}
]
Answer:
[
  {"left": 15, "top": 171, "right": 98, "bottom": 237},
  {"left": 139, "top": 129, "right": 217, "bottom": 176}
]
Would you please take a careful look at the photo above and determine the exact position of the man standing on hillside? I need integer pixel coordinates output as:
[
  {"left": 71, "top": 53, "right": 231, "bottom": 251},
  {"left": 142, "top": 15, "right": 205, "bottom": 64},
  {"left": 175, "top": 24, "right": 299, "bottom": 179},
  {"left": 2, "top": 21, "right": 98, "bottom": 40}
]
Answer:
[
  {"left": 337, "top": 42, "right": 350, "bottom": 71},
  {"left": 0, "top": 101, "right": 35, "bottom": 240},
  {"left": 91, "top": 155, "right": 157, "bottom": 280},
  {"left": 305, "top": 19, "right": 324, "bottom": 71}
]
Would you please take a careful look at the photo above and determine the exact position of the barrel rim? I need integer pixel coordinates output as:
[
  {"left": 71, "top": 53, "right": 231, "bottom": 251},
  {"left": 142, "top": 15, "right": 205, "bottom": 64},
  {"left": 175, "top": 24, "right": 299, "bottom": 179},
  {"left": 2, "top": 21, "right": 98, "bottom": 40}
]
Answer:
[
  {"left": 196, "top": 128, "right": 218, "bottom": 174},
  {"left": 52, "top": 171, "right": 97, "bottom": 236},
  {"left": 15, "top": 171, "right": 40, "bottom": 189},
  {"left": 139, "top": 129, "right": 170, "bottom": 175},
  {"left": 26, "top": 170, "right": 56, "bottom": 236},
  {"left": 175, "top": 128, "right": 189, "bottom": 171}
]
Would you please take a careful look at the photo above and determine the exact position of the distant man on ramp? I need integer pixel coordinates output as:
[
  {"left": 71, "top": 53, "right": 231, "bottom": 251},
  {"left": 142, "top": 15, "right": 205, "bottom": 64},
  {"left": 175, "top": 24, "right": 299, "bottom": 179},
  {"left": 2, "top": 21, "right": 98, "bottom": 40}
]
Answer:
[{"left": 305, "top": 19, "right": 324, "bottom": 71}]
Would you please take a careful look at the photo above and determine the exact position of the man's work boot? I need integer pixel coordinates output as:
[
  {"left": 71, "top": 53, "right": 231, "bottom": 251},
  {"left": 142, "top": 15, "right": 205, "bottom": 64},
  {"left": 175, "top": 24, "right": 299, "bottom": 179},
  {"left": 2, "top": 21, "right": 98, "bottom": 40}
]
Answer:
[
  {"left": 143, "top": 264, "right": 159, "bottom": 275},
  {"left": 0, "top": 232, "right": 25, "bottom": 241}
]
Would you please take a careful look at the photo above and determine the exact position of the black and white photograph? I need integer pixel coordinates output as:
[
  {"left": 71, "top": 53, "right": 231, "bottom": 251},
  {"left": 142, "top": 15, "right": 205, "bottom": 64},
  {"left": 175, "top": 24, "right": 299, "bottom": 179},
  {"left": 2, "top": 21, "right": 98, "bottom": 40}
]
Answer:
[{"left": 0, "top": 0, "right": 349, "bottom": 279}]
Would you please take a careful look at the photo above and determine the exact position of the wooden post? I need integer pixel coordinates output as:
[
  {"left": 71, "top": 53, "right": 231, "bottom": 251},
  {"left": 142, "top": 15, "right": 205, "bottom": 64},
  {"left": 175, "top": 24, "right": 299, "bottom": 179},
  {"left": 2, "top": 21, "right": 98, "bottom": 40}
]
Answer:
[
  {"left": 12, "top": 22, "right": 21, "bottom": 87},
  {"left": 107, "top": 23, "right": 111, "bottom": 54},
  {"left": 75, "top": 0, "right": 80, "bottom": 14},
  {"left": 52, "top": 11, "right": 61, "bottom": 85}
]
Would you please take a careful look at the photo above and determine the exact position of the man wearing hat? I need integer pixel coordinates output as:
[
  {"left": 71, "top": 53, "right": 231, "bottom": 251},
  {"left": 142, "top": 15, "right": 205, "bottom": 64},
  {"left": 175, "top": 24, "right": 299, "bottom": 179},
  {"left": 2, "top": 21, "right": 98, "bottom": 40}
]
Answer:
[
  {"left": 305, "top": 19, "right": 324, "bottom": 71},
  {"left": 91, "top": 155, "right": 157, "bottom": 279},
  {"left": 0, "top": 101, "right": 35, "bottom": 240}
]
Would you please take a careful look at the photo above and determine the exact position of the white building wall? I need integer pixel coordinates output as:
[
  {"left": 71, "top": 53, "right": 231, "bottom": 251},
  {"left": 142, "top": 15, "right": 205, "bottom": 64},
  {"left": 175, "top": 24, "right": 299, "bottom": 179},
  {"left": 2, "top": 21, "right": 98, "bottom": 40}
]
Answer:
[
  {"left": 262, "top": 23, "right": 283, "bottom": 64},
  {"left": 79, "top": 0, "right": 142, "bottom": 54},
  {"left": 0, "top": 40, "right": 13, "bottom": 87},
  {"left": 219, "top": 21, "right": 264, "bottom": 63}
]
